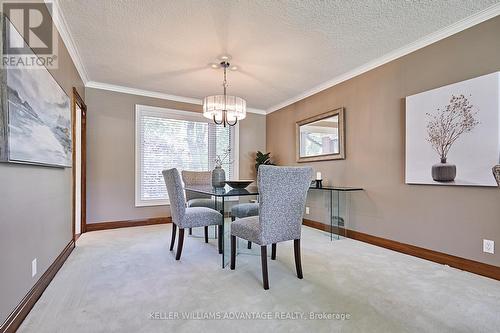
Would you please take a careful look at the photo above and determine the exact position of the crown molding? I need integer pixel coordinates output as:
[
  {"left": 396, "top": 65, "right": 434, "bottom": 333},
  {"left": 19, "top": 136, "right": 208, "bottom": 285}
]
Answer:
[
  {"left": 266, "top": 3, "right": 500, "bottom": 114},
  {"left": 244, "top": 107, "right": 267, "bottom": 115},
  {"left": 48, "top": 0, "right": 89, "bottom": 84},
  {"left": 86, "top": 81, "right": 202, "bottom": 105},
  {"left": 86, "top": 81, "right": 268, "bottom": 115},
  {"left": 48, "top": 0, "right": 499, "bottom": 115},
  {"left": 247, "top": 108, "right": 267, "bottom": 115}
]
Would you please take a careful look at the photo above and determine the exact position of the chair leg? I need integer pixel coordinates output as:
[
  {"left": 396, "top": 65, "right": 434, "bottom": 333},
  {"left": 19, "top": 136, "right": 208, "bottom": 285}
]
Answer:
[
  {"left": 189, "top": 228, "right": 192, "bottom": 235},
  {"left": 294, "top": 239, "right": 303, "bottom": 279},
  {"left": 230, "top": 235, "right": 236, "bottom": 270},
  {"left": 204, "top": 226, "right": 209, "bottom": 243},
  {"left": 247, "top": 241, "right": 252, "bottom": 249},
  {"left": 218, "top": 224, "right": 223, "bottom": 254},
  {"left": 169, "top": 223, "right": 177, "bottom": 251},
  {"left": 261, "top": 246, "right": 269, "bottom": 290},
  {"left": 175, "top": 228, "right": 185, "bottom": 260},
  {"left": 271, "top": 243, "right": 277, "bottom": 260}
]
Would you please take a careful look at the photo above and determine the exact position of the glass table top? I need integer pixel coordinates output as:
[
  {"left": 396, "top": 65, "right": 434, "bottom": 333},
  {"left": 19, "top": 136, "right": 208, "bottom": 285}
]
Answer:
[
  {"left": 184, "top": 184, "right": 363, "bottom": 196},
  {"left": 184, "top": 185, "right": 259, "bottom": 197},
  {"left": 309, "top": 186, "right": 363, "bottom": 192}
]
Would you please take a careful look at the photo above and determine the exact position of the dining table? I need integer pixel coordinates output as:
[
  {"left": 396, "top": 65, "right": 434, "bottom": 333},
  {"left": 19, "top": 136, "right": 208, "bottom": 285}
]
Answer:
[
  {"left": 184, "top": 184, "right": 363, "bottom": 268},
  {"left": 184, "top": 184, "right": 258, "bottom": 268}
]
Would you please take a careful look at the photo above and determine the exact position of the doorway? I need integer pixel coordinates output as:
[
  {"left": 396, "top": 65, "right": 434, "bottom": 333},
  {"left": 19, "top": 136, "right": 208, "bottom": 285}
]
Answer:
[{"left": 72, "top": 88, "right": 87, "bottom": 241}]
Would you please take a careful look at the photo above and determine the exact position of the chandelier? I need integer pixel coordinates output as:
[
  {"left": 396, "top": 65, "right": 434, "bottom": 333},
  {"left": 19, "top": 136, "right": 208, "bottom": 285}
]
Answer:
[{"left": 203, "top": 60, "right": 246, "bottom": 127}]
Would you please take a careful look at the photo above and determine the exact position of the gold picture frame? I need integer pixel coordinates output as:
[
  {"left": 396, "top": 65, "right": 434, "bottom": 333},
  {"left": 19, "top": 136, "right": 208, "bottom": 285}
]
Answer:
[{"left": 296, "top": 107, "right": 345, "bottom": 163}]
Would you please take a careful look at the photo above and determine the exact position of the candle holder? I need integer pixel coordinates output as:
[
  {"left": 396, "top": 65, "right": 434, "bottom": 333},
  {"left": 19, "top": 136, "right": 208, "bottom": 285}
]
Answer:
[{"left": 315, "top": 179, "right": 323, "bottom": 189}]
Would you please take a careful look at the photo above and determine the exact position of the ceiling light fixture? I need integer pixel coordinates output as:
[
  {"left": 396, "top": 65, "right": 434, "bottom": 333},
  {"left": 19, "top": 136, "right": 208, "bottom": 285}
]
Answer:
[{"left": 203, "top": 59, "right": 246, "bottom": 127}]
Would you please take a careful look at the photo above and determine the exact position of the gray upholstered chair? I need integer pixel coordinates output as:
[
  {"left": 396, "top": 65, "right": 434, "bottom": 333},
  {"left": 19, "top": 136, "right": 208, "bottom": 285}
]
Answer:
[
  {"left": 231, "top": 202, "right": 259, "bottom": 249},
  {"left": 493, "top": 165, "right": 500, "bottom": 187},
  {"left": 230, "top": 165, "right": 312, "bottom": 290},
  {"left": 162, "top": 168, "right": 222, "bottom": 260},
  {"left": 181, "top": 170, "right": 215, "bottom": 237}
]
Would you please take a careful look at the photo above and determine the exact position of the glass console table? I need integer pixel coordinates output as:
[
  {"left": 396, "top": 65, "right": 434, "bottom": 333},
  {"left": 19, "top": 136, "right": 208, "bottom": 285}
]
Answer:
[
  {"left": 184, "top": 185, "right": 363, "bottom": 268},
  {"left": 308, "top": 186, "right": 363, "bottom": 241}
]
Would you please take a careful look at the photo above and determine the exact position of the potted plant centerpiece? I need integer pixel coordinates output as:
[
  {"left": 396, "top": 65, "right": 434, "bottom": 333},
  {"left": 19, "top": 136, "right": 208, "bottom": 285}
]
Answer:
[{"left": 212, "top": 147, "right": 232, "bottom": 188}]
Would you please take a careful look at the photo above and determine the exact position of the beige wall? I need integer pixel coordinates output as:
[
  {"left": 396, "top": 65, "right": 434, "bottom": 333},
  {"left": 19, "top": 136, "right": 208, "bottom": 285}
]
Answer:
[
  {"left": 85, "top": 87, "right": 266, "bottom": 223},
  {"left": 0, "top": 11, "right": 84, "bottom": 325},
  {"left": 267, "top": 17, "right": 500, "bottom": 266}
]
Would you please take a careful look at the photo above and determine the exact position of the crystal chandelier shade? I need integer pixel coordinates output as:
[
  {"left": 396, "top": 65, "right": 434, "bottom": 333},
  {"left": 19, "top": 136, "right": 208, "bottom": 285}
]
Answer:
[{"left": 202, "top": 95, "right": 246, "bottom": 122}]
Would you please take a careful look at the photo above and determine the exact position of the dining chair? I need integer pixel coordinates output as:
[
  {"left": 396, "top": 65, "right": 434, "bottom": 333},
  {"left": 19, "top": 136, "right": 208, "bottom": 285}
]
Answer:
[
  {"left": 230, "top": 165, "right": 312, "bottom": 290},
  {"left": 162, "top": 168, "right": 222, "bottom": 260},
  {"left": 181, "top": 170, "right": 215, "bottom": 238},
  {"left": 231, "top": 203, "right": 259, "bottom": 249}
]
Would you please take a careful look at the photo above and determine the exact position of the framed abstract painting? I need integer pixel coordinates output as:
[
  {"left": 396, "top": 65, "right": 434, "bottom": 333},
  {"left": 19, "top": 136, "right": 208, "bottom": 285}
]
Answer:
[
  {"left": 0, "top": 16, "right": 71, "bottom": 168},
  {"left": 405, "top": 72, "right": 500, "bottom": 187}
]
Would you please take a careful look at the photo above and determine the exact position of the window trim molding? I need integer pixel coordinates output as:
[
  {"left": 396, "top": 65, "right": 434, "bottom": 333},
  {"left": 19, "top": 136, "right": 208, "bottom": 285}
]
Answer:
[{"left": 134, "top": 104, "right": 239, "bottom": 207}]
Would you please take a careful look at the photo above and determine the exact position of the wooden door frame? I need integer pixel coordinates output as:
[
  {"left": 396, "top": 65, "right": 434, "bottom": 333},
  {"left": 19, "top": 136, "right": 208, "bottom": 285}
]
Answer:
[{"left": 72, "top": 87, "right": 87, "bottom": 241}]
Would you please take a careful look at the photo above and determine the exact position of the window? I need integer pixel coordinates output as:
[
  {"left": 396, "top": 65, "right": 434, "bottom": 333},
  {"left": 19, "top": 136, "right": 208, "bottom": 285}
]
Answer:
[{"left": 135, "top": 105, "right": 238, "bottom": 206}]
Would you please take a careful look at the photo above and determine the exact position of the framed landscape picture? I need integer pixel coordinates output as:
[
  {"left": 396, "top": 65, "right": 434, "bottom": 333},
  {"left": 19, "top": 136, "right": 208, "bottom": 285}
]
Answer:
[
  {"left": 0, "top": 17, "right": 71, "bottom": 167},
  {"left": 405, "top": 72, "right": 500, "bottom": 187}
]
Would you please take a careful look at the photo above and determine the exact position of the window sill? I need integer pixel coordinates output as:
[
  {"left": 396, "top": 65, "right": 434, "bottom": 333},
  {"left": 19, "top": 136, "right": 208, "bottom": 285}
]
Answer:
[{"left": 135, "top": 200, "right": 170, "bottom": 207}]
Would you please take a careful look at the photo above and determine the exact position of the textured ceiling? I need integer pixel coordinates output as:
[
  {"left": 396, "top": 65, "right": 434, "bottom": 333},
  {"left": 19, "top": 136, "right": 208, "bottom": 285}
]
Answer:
[{"left": 59, "top": 0, "right": 499, "bottom": 111}]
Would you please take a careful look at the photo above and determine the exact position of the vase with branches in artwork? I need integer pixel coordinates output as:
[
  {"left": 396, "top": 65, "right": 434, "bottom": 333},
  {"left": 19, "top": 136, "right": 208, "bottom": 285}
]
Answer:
[
  {"left": 493, "top": 165, "right": 500, "bottom": 188},
  {"left": 426, "top": 94, "right": 479, "bottom": 182}
]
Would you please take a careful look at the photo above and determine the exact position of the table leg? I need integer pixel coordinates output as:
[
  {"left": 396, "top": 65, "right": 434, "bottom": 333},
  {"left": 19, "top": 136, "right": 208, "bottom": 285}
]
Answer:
[
  {"left": 216, "top": 197, "right": 222, "bottom": 254},
  {"left": 220, "top": 197, "right": 226, "bottom": 268},
  {"left": 338, "top": 190, "right": 343, "bottom": 238},
  {"left": 330, "top": 190, "right": 333, "bottom": 241},
  {"left": 336, "top": 191, "right": 341, "bottom": 240},
  {"left": 213, "top": 195, "right": 218, "bottom": 239}
]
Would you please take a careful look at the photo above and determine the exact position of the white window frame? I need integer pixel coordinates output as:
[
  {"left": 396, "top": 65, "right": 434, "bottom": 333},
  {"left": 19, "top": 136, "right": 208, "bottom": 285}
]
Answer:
[{"left": 135, "top": 104, "right": 239, "bottom": 207}]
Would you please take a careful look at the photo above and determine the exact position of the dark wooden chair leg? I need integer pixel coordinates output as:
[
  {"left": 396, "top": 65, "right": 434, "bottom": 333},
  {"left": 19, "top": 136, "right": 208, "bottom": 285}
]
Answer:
[
  {"left": 189, "top": 228, "right": 192, "bottom": 235},
  {"left": 218, "top": 224, "right": 223, "bottom": 254},
  {"left": 294, "top": 239, "right": 303, "bottom": 279},
  {"left": 271, "top": 243, "right": 277, "bottom": 260},
  {"left": 247, "top": 241, "right": 252, "bottom": 249},
  {"left": 261, "top": 246, "right": 269, "bottom": 290},
  {"left": 170, "top": 223, "right": 177, "bottom": 251},
  {"left": 175, "top": 228, "right": 185, "bottom": 260},
  {"left": 204, "top": 226, "right": 209, "bottom": 243},
  {"left": 230, "top": 235, "right": 236, "bottom": 270}
]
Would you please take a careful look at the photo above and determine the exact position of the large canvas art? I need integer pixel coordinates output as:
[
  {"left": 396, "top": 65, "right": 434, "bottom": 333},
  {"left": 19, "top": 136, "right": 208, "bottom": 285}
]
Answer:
[
  {"left": 406, "top": 72, "right": 500, "bottom": 186},
  {"left": 0, "top": 20, "right": 71, "bottom": 167}
]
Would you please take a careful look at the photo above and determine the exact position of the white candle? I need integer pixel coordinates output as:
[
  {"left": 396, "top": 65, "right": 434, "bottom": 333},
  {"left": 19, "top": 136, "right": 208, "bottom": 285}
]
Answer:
[{"left": 316, "top": 172, "right": 322, "bottom": 180}]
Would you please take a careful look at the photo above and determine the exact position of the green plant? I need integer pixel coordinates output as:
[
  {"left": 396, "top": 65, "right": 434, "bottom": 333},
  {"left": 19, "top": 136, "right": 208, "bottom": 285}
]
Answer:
[{"left": 255, "top": 151, "right": 275, "bottom": 171}]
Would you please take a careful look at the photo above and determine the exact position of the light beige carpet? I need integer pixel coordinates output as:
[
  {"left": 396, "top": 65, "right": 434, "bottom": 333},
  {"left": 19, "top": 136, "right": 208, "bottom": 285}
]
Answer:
[{"left": 18, "top": 224, "right": 500, "bottom": 333}]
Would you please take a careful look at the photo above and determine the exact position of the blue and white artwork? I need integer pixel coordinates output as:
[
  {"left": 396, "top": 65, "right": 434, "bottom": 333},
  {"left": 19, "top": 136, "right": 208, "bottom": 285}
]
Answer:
[{"left": 3, "top": 22, "right": 71, "bottom": 167}]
